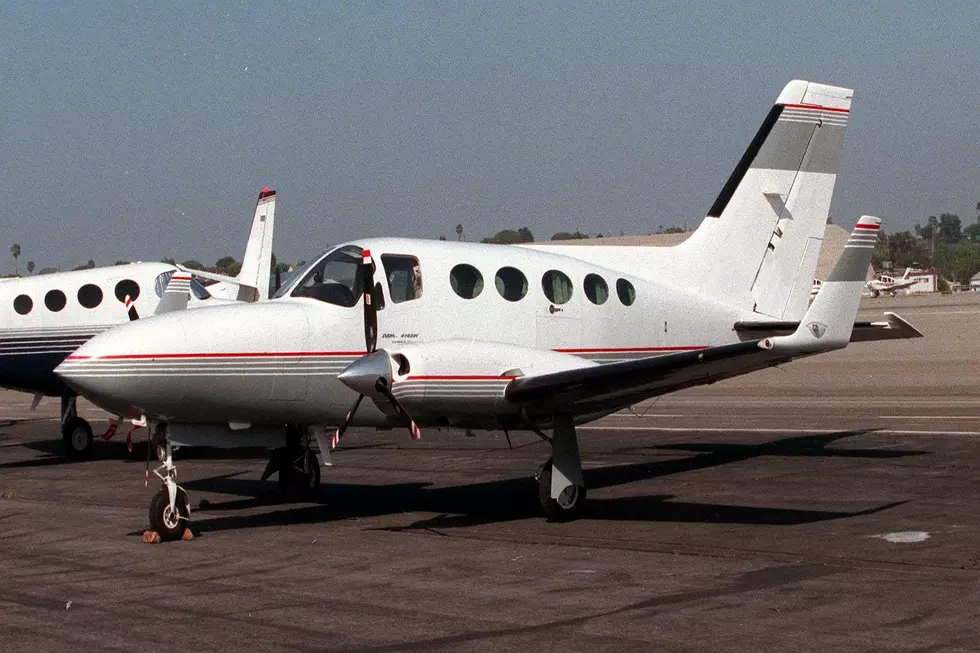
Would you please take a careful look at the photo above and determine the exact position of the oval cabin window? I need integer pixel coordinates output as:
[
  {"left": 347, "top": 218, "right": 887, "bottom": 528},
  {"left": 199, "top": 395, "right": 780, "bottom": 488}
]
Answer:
[
  {"left": 541, "top": 270, "right": 573, "bottom": 304},
  {"left": 77, "top": 284, "right": 103, "bottom": 309},
  {"left": 584, "top": 274, "right": 609, "bottom": 305},
  {"left": 495, "top": 267, "right": 528, "bottom": 302},
  {"left": 114, "top": 279, "right": 141, "bottom": 303},
  {"left": 450, "top": 264, "right": 484, "bottom": 299},
  {"left": 44, "top": 289, "right": 67, "bottom": 312},
  {"left": 13, "top": 294, "right": 33, "bottom": 315},
  {"left": 616, "top": 278, "right": 636, "bottom": 306}
]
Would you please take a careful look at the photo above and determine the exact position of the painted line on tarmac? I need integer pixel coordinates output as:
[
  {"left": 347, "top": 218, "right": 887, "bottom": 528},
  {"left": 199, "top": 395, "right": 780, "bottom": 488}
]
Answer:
[
  {"left": 581, "top": 426, "right": 980, "bottom": 436},
  {"left": 879, "top": 415, "right": 979, "bottom": 420}
]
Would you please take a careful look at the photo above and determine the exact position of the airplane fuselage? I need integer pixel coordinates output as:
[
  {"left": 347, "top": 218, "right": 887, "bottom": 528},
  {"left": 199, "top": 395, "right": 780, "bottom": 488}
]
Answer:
[{"left": 60, "top": 237, "right": 748, "bottom": 428}]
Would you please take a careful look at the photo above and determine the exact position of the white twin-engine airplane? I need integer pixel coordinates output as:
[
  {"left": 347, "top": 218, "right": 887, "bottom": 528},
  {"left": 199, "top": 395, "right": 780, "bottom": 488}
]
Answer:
[
  {"left": 0, "top": 188, "right": 277, "bottom": 459},
  {"left": 57, "top": 80, "right": 923, "bottom": 540},
  {"left": 867, "top": 268, "right": 916, "bottom": 297}
]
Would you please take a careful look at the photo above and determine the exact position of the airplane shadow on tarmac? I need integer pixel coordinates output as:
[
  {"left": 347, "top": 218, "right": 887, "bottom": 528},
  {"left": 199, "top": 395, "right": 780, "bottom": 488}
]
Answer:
[{"left": 182, "top": 429, "right": 921, "bottom": 535}]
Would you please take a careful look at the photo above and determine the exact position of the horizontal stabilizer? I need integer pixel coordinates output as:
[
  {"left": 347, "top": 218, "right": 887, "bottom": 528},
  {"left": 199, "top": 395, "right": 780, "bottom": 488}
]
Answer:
[{"left": 734, "top": 311, "right": 923, "bottom": 342}]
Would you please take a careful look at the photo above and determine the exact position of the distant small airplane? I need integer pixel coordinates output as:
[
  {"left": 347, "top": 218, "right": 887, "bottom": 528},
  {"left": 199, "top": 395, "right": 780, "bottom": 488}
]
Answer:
[
  {"left": 867, "top": 268, "right": 916, "bottom": 297},
  {"left": 57, "top": 80, "right": 923, "bottom": 539},
  {"left": 0, "top": 188, "right": 276, "bottom": 459}
]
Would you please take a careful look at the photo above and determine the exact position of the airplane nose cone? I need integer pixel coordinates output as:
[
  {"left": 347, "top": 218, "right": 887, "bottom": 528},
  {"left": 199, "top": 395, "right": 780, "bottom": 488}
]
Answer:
[{"left": 56, "top": 313, "right": 189, "bottom": 418}]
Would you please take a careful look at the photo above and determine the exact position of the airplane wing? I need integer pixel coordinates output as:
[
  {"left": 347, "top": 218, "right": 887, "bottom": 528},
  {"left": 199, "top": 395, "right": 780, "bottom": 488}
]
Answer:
[
  {"left": 733, "top": 311, "right": 923, "bottom": 342},
  {"left": 507, "top": 215, "right": 886, "bottom": 419}
]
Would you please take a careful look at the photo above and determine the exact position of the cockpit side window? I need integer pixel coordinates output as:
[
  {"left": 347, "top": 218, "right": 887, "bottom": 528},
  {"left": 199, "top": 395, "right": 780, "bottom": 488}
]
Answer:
[
  {"left": 381, "top": 255, "right": 422, "bottom": 303},
  {"left": 291, "top": 246, "right": 364, "bottom": 307}
]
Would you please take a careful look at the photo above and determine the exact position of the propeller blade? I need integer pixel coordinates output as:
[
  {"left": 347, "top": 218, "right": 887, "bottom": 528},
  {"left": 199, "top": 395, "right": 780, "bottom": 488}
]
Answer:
[
  {"left": 126, "top": 295, "right": 139, "bottom": 321},
  {"left": 374, "top": 377, "right": 421, "bottom": 440},
  {"left": 331, "top": 394, "right": 364, "bottom": 449},
  {"left": 362, "top": 249, "right": 378, "bottom": 354}
]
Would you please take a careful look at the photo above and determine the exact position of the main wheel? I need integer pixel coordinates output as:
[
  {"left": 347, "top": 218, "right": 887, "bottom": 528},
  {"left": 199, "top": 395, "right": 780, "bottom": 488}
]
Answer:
[
  {"left": 278, "top": 450, "right": 321, "bottom": 501},
  {"left": 149, "top": 487, "right": 190, "bottom": 541},
  {"left": 536, "top": 459, "right": 587, "bottom": 522},
  {"left": 62, "top": 417, "right": 94, "bottom": 461}
]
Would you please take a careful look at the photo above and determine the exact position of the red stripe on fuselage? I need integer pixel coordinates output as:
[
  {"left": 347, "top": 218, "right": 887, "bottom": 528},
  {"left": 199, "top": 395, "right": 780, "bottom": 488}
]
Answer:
[
  {"left": 782, "top": 103, "right": 850, "bottom": 114},
  {"left": 65, "top": 351, "right": 367, "bottom": 361}
]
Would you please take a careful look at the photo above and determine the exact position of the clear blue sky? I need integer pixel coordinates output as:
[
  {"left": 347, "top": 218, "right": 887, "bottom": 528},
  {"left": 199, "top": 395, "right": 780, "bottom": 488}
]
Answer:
[{"left": 1, "top": 2, "right": 977, "bottom": 270}]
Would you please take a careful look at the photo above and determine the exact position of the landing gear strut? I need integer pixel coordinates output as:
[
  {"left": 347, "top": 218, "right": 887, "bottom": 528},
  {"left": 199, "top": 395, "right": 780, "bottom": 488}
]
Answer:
[
  {"left": 61, "top": 396, "right": 93, "bottom": 461},
  {"left": 262, "top": 425, "right": 321, "bottom": 501},
  {"left": 147, "top": 424, "right": 190, "bottom": 541},
  {"left": 536, "top": 413, "right": 587, "bottom": 521}
]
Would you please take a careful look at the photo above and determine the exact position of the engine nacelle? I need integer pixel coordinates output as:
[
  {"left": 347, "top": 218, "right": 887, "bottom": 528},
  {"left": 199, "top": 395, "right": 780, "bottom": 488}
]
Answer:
[{"left": 384, "top": 339, "right": 597, "bottom": 427}]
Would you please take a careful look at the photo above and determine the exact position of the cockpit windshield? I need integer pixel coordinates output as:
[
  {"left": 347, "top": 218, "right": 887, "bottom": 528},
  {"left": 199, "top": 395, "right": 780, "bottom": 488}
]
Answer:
[{"left": 289, "top": 245, "right": 364, "bottom": 307}]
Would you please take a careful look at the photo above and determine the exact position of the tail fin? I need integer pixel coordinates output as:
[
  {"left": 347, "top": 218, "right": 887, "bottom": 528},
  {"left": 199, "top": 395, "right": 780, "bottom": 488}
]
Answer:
[
  {"left": 771, "top": 216, "right": 878, "bottom": 353},
  {"left": 902, "top": 267, "right": 912, "bottom": 280},
  {"left": 674, "top": 80, "right": 853, "bottom": 320},
  {"left": 231, "top": 188, "right": 277, "bottom": 301},
  {"left": 154, "top": 274, "right": 191, "bottom": 315}
]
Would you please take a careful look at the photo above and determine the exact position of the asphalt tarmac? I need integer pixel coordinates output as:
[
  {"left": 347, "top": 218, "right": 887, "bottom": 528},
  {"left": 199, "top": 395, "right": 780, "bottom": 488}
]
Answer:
[{"left": 0, "top": 294, "right": 978, "bottom": 651}]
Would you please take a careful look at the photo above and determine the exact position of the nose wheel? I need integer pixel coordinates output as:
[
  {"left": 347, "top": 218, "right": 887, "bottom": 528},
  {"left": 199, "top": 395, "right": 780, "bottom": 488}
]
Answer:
[{"left": 149, "top": 486, "right": 190, "bottom": 541}]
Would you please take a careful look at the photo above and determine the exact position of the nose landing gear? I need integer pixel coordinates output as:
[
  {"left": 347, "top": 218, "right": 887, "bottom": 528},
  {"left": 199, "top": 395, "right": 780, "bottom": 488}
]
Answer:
[
  {"left": 61, "top": 396, "right": 93, "bottom": 461},
  {"left": 145, "top": 424, "right": 192, "bottom": 542}
]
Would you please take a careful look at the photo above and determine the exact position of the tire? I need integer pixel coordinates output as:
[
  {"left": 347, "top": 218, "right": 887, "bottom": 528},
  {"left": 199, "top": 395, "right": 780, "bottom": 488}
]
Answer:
[
  {"left": 278, "top": 450, "right": 321, "bottom": 501},
  {"left": 149, "top": 487, "right": 190, "bottom": 541},
  {"left": 62, "top": 418, "right": 94, "bottom": 461},
  {"left": 536, "top": 459, "right": 587, "bottom": 522}
]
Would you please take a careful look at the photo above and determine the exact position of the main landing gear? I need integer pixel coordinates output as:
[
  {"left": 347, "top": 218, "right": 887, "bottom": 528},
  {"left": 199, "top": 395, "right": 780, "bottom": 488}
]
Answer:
[
  {"left": 147, "top": 424, "right": 190, "bottom": 541},
  {"left": 61, "top": 396, "right": 93, "bottom": 461},
  {"left": 261, "top": 425, "right": 321, "bottom": 501},
  {"left": 535, "top": 413, "right": 587, "bottom": 522}
]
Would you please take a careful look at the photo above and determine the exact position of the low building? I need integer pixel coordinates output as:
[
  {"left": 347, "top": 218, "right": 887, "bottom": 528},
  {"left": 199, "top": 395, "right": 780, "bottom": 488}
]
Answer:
[{"left": 970, "top": 272, "right": 980, "bottom": 292}]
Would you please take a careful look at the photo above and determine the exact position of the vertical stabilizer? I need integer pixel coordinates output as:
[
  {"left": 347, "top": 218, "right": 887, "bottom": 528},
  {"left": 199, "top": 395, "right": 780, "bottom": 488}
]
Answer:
[
  {"left": 674, "top": 80, "right": 853, "bottom": 320},
  {"left": 233, "top": 188, "right": 276, "bottom": 301}
]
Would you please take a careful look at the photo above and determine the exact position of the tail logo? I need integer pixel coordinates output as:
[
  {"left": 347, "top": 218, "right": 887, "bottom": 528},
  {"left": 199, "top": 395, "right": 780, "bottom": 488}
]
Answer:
[{"left": 808, "top": 322, "right": 827, "bottom": 338}]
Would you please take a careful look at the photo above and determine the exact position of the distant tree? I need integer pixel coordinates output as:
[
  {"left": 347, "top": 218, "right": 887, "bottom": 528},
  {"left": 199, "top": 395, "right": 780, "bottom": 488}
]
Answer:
[
  {"left": 10, "top": 243, "right": 20, "bottom": 275},
  {"left": 215, "top": 255, "right": 238, "bottom": 270},
  {"left": 26, "top": 261, "right": 35, "bottom": 274},
  {"left": 482, "top": 229, "right": 523, "bottom": 245},
  {"left": 161, "top": 257, "right": 176, "bottom": 265},
  {"left": 933, "top": 241, "right": 980, "bottom": 285},
  {"left": 965, "top": 221, "right": 980, "bottom": 243},
  {"left": 873, "top": 230, "right": 931, "bottom": 270},
  {"left": 114, "top": 260, "right": 130, "bottom": 265},
  {"left": 439, "top": 235, "right": 446, "bottom": 241},
  {"left": 72, "top": 259, "right": 96, "bottom": 271},
  {"left": 663, "top": 226, "right": 688, "bottom": 234},
  {"left": 517, "top": 226, "right": 534, "bottom": 243},
  {"left": 181, "top": 260, "right": 205, "bottom": 270},
  {"left": 296, "top": 260, "right": 307, "bottom": 268},
  {"left": 938, "top": 213, "right": 962, "bottom": 244},
  {"left": 551, "top": 231, "right": 590, "bottom": 241},
  {"left": 456, "top": 224, "right": 463, "bottom": 241}
]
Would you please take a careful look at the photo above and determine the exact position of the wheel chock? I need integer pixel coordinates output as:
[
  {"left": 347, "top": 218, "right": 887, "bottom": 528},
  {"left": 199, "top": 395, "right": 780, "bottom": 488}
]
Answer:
[
  {"left": 181, "top": 528, "right": 195, "bottom": 541},
  {"left": 142, "top": 530, "right": 161, "bottom": 544}
]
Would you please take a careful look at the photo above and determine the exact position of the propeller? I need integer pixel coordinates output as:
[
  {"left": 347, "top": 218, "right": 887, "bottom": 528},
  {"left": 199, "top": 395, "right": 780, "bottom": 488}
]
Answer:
[{"left": 331, "top": 249, "right": 420, "bottom": 448}]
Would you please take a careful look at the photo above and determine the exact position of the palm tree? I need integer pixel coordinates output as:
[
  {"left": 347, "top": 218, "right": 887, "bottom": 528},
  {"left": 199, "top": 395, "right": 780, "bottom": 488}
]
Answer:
[
  {"left": 10, "top": 244, "right": 20, "bottom": 275},
  {"left": 27, "top": 261, "right": 35, "bottom": 274},
  {"left": 455, "top": 224, "right": 463, "bottom": 241}
]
